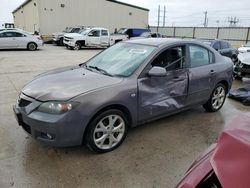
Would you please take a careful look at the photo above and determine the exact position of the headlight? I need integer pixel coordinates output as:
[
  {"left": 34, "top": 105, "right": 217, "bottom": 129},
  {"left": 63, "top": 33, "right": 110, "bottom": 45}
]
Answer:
[{"left": 37, "top": 101, "right": 78, "bottom": 114}]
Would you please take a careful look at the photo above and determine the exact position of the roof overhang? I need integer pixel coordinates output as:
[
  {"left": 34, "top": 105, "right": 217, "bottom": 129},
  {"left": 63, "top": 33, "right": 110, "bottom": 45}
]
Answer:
[
  {"left": 12, "top": 0, "right": 32, "bottom": 14},
  {"left": 106, "top": 0, "right": 149, "bottom": 12},
  {"left": 13, "top": 0, "right": 149, "bottom": 14}
]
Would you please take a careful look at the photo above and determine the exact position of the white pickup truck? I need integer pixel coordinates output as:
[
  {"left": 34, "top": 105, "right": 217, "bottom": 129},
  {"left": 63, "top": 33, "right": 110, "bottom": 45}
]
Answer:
[{"left": 63, "top": 27, "right": 128, "bottom": 50}]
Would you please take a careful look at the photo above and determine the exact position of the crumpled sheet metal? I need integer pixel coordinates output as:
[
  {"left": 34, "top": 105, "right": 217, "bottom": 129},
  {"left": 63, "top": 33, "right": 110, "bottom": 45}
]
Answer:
[
  {"left": 211, "top": 113, "right": 250, "bottom": 188},
  {"left": 138, "top": 74, "right": 187, "bottom": 119},
  {"left": 228, "top": 85, "right": 250, "bottom": 106}
]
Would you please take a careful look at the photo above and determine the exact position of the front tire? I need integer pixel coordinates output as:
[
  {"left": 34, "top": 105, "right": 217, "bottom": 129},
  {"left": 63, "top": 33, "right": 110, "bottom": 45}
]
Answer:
[
  {"left": 85, "top": 109, "right": 128, "bottom": 153},
  {"left": 74, "top": 42, "right": 81, "bottom": 50},
  {"left": 27, "top": 42, "right": 37, "bottom": 51},
  {"left": 203, "top": 83, "right": 227, "bottom": 112}
]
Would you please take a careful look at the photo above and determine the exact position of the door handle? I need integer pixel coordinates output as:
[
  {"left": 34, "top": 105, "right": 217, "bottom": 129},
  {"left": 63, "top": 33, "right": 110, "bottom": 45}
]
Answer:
[{"left": 210, "top": 70, "right": 216, "bottom": 75}]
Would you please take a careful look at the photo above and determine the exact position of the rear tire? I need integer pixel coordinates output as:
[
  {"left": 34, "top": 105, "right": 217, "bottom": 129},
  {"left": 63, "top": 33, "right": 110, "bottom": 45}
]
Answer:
[
  {"left": 203, "top": 83, "right": 227, "bottom": 112},
  {"left": 85, "top": 109, "right": 128, "bottom": 153},
  {"left": 27, "top": 42, "right": 37, "bottom": 51},
  {"left": 59, "top": 37, "right": 64, "bottom": 46}
]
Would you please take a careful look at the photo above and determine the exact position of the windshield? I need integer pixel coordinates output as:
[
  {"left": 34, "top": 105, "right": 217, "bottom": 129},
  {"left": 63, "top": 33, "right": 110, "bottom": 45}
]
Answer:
[
  {"left": 63, "top": 27, "right": 73, "bottom": 33},
  {"left": 86, "top": 43, "right": 156, "bottom": 77},
  {"left": 140, "top": 32, "right": 151, "bottom": 37},
  {"left": 117, "top": 28, "right": 127, "bottom": 34},
  {"left": 244, "top": 42, "right": 250, "bottom": 47},
  {"left": 80, "top": 29, "right": 91, "bottom": 35}
]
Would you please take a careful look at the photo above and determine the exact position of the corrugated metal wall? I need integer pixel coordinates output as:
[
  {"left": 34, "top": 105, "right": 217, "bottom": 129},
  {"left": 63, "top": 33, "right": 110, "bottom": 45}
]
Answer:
[{"left": 150, "top": 26, "right": 250, "bottom": 47}]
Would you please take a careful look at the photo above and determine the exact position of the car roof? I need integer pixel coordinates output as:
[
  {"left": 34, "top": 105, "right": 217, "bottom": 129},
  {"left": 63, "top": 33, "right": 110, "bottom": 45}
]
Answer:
[{"left": 124, "top": 38, "right": 204, "bottom": 47}]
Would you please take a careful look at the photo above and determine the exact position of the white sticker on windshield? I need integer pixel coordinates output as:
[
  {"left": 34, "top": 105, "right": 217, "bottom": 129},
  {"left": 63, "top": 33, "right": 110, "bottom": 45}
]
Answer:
[{"left": 129, "top": 49, "right": 147, "bottom": 54}]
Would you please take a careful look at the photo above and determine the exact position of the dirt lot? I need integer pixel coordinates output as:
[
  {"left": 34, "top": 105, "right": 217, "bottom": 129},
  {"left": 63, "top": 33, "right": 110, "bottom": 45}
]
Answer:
[{"left": 0, "top": 45, "right": 249, "bottom": 188}]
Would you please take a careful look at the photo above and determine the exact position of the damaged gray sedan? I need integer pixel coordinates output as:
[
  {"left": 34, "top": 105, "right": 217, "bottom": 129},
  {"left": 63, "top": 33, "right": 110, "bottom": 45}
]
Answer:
[{"left": 13, "top": 38, "right": 233, "bottom": 153}]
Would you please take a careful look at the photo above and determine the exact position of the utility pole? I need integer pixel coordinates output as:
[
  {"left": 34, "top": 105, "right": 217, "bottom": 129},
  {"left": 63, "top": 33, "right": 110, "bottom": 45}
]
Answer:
[
  {"left": 204, "top": 11, "right": 208, "bottom": 27},
  {"left": 163, "top": 5, "right": 166, "bottom": 27},
  {"left": 157, "top": 5, "right": 160, "bottom": 32}
]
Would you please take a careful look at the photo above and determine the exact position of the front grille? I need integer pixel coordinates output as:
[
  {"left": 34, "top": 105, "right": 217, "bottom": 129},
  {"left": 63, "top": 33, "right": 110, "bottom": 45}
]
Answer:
[
  {"left": 19, "top": 98, "right": 32, "bottom": 107},
  {"left": 64, "top": 37, "right": 73, "bottom": 40},
  {"left": 242, "top": 63, "right": 250, "bottom": 69}
]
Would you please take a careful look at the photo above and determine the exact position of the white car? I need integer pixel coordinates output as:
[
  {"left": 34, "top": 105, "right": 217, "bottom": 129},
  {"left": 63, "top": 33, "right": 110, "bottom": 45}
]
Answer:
[
  {"left": 238, "top": 42, "right": 250, "bottom": 53},
  {"left": 234, "top": 52, "right": 250, "bottom": 79},
  {"left": 0, "top": 30, "right": 43, "bottom": 51},
  {"left": 63, "top": 27, "right": 127, "bottom": 50}
]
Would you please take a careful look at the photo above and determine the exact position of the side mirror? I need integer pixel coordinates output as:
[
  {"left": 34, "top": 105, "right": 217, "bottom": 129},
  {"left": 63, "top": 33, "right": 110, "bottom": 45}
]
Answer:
[
  {"left": 148, "top": 66, "right": 167, "bottom": 77},
  {"left": 88, "top": 33, "right": 93, "bottom": 36}
]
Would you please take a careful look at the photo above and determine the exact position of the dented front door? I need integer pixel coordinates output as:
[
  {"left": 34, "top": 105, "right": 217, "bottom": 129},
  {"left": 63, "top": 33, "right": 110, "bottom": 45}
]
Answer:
[{"left": 137, "top": 69, "right": 188, "bottom": 122}]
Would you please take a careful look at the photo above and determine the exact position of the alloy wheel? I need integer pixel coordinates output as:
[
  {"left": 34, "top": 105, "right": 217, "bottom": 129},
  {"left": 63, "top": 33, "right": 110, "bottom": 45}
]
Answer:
[
  {"left": 211, "top": 86, "right": 226, "bottom": 110},
  {"left": 93, "top": 115, "right": 125, "bottom": 150}
]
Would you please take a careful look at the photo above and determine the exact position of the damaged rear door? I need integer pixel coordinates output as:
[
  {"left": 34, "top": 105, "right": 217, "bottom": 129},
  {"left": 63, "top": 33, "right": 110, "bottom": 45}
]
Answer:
[{"left": 137, "top": 45, "right": 188, "bottom": 122}]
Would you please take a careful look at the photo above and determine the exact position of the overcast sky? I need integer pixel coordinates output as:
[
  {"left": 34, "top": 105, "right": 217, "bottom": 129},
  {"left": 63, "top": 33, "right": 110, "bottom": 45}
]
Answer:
[{"left": 1, "top": 0, "right": 250, "bottom": 27}]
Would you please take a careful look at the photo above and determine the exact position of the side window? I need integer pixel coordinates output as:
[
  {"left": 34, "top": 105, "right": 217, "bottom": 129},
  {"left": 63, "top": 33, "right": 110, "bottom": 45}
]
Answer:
[
  {"left": 212, "top": 42, "right": 220, "bottom": 50},
  {"left": 0, "top": 33, "right": 4, "bottom": 38},
  {"left": 209, "top": 51, "right": 214, "bottom": 63},
  {"left": 73, "top": 28, "right": 80, "bottom": 33},
  {"left": 126, "top": 29, "right": 133, "bottom": 37},
  {"left": 189, "top": 45, "right": 210, "bottom": 68},
  {"left": 151, "top": 46, "right": 185, "bottom": 71},
  {"left": 220, "top": 41, "right": 229, "bottom": 49},
  {"left": 14, "top": 32, "right": 25, "bottom": 37},
  {"left": 101, "top": 30, "right": 108, "bottom": 36},
  {"left": 89, "top": 30, "right": 100, "bottom": 37},
  {"left": 3, "top": 32, "right": 15, "bottom": 38}
]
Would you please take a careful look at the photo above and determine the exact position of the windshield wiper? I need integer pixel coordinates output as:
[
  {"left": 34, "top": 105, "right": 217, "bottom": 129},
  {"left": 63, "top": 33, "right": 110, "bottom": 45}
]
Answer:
[{"left": 88, "top": 65, "right": 114, "bottom": 77}]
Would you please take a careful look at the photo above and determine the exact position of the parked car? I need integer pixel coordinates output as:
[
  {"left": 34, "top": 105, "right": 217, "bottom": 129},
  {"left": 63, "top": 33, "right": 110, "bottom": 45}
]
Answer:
[
  {"left": 116, "top": 28, "right": 151, "bottom": 38},
  {"left": 131, "top": 32, "right": 163, "bottom": 40},
  {"left": 233, "top": 52, "right": 250, "bottom": 79},
  {"left": 0, "top": 30, "right": 43, "bottom": 51},
  {"left": 13, "top": 38, "right": 233, "bottom": 153},
  {"left": 201, "top": 39, "right": 238, "bottom": 62},
  {"left": 176, "top": 113, "right": 250, "bottom": 188},
  {"left": 63, "top": 27, "right": 127, "bottom": 50},
  {"left": 238, "top": 42, "right": 250, "bottom": 53},
  {"left": 52, "top": 26, "right": 85, "bottom": 46}
]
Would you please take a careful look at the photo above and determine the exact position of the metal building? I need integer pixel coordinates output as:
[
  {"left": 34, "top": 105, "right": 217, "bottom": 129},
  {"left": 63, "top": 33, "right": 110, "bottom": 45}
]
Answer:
[{"left": 12, "top": 0, "right": 149, "bottom": 35}]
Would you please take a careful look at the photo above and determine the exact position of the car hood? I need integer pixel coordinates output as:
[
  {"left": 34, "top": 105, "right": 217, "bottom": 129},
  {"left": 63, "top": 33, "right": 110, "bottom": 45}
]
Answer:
[
  {"left": 22, "top": 66, "right": 123, "bottom": 101},
  {"left": 130, "top": 37, "right": 145, "bottom": 40},
  {"left": 238, "top": 46, "right": 250, "bottom": 52},
  {"left": 238, "top": 52, "right": 250, "bottom": 65},
  {"left": 177, "top": 113, "right": 250, "bottom": 188},
  {"left": 210, "top": 113, "right": 250, "bottom": 188},
  {"left": 52, "top": 32, "right": 65, "bottom": 36},
  {"left": 64, "top": 33, "right": 83, "bottom": 38}
]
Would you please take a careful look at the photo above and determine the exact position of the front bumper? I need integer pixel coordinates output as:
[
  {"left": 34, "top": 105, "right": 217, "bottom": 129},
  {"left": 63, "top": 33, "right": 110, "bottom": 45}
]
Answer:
[
  {"left": 63, "top": 39, "right": 75, "bottom": 47},
  {"left": 13, "top": 94, "right": 86, "bottom": 147},
  {"left": 234, "top": 63, "right": 250, "bottom": 78}
]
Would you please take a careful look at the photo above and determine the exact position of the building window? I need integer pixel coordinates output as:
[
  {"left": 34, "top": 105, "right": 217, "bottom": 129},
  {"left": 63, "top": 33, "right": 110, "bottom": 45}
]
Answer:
[
  {"left": 129, "top": 12, "right": 132, "bottom": 16},
  {"left": 44, "top": 8, "right": 47, "bottom": 10},
  {"left": 61, "top": 4, "right": 65, "bottom": 8},
  {"left": 34, "top": 3, "right": 36, "bottom": 6}
]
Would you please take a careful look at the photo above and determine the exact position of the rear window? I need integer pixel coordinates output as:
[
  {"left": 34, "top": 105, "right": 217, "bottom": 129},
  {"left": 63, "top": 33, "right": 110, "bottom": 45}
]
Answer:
[
  {"left": 101, "top": 30, "right": 108, "bottom": 36},
  {"left": 220, "top": 41, "right": 229, "bottom": 49},
  {"left": 212, "top": 42, "right": 220, "bottom": 50}
]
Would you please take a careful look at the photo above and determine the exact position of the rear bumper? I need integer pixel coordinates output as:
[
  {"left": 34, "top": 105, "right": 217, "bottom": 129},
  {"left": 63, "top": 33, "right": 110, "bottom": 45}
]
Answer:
[{"left": 13, "top": 97, "right": 86, "bottom": 147}]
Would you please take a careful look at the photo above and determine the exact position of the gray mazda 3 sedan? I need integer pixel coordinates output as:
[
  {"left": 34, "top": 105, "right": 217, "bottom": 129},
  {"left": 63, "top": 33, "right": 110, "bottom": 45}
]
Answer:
[{"left": 13, "top": 38, "right": 233, "bottom": 153}]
